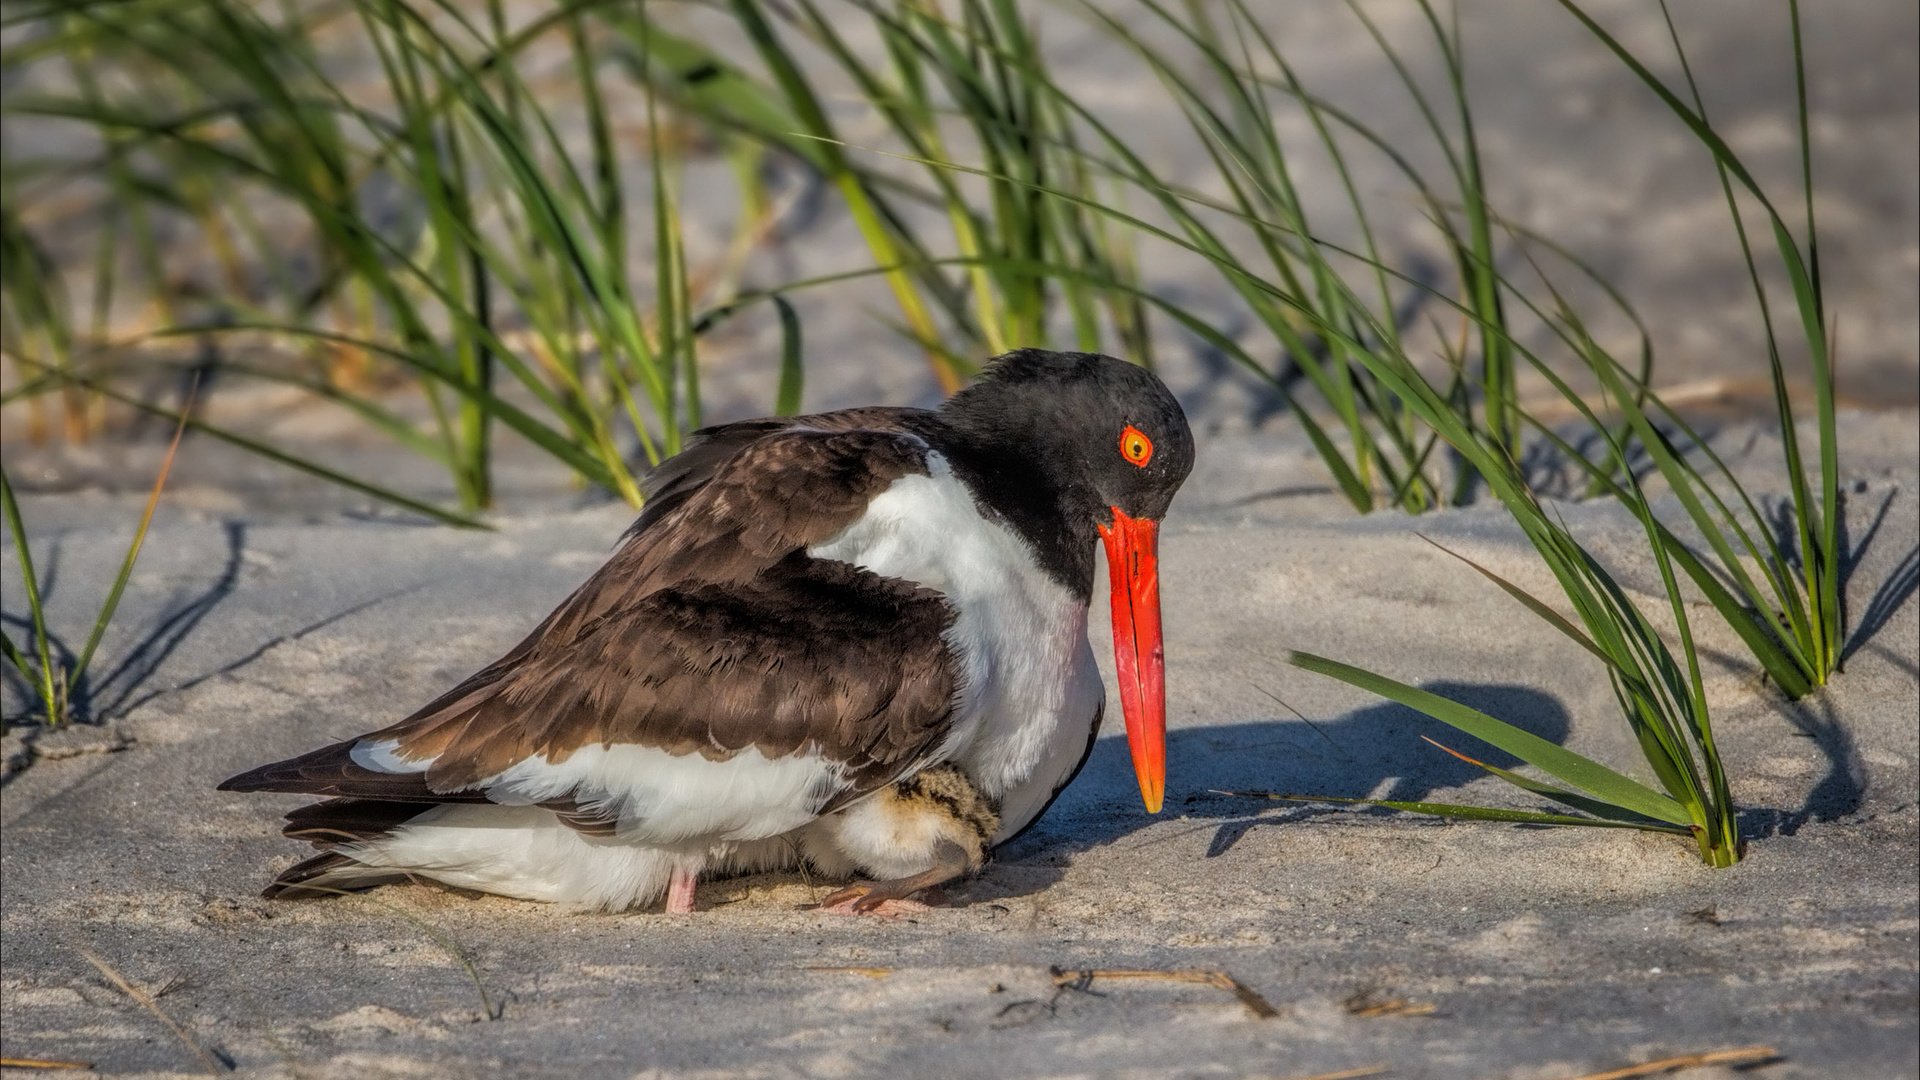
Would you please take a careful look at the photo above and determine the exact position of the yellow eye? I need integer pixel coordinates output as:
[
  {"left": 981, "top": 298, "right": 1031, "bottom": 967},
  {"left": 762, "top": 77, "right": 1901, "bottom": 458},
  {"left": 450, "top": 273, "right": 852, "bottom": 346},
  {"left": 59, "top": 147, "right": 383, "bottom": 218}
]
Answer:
[{"left": 1119, "top": 424, "right": 1154, "bottom": 468}]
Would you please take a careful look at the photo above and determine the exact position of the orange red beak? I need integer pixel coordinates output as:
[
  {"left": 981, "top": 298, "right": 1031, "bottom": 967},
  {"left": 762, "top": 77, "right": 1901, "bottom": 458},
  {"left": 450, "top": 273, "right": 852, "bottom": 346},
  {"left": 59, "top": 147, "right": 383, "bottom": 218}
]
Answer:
[{"left": 1097, "top": 507, "right": 1165, "bottom": 814}]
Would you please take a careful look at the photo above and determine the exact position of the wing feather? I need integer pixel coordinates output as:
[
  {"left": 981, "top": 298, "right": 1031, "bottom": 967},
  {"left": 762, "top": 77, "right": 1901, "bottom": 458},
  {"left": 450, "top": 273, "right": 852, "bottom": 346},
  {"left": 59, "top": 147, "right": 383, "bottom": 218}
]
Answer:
[{"left": 221, "top": 414, "right": 962, "bottom": 844}]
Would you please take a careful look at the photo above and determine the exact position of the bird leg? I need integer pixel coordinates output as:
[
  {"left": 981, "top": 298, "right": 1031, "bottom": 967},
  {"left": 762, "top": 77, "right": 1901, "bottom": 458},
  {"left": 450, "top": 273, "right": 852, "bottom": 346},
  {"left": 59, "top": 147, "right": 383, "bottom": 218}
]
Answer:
[
  {"left": 664, "top": 866, "right": 699, "bottom": 914},
  {"left": 816, "top": 838, "right": 973, "bottom": 917}
]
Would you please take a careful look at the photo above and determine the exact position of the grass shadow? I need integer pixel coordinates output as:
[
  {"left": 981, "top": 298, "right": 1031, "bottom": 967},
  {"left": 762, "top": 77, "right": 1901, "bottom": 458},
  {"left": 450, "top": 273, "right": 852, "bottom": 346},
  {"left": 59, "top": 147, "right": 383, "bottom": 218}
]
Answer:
[
  {"left": 73, "top": 521, "right": 248, "bottom": 721},
  {"left": 1839, "top": 487, "right": 1917, "bottom": 666},
  {"left": 1, "top": 522, "right": 245, "bottom": 783},
  {"left": 1739, "top": 693, "right": 1864, "bottom": 840}
]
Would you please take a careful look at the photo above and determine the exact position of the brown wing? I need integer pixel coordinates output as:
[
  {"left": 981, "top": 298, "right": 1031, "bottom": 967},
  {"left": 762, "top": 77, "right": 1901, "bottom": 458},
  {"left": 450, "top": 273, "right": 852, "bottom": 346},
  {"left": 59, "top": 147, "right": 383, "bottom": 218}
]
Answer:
[
  {"left": 390, "top": 552, "right": 958, "bottom": 793},
  {"left": 257, "top": 408, "right": 936, "bottom": 753},
  {"left": 221, "top": 420, "right": 960, "bottom": 835},
  {"left": 628, "top": 407, "right": 931, "bottom": 541}
]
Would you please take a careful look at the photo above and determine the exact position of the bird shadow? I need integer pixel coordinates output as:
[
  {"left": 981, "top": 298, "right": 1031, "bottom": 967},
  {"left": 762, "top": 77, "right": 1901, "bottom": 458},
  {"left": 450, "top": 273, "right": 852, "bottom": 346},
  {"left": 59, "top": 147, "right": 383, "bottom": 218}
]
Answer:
[{"left": 981, "top": 682, "right": 1573, "bottom": 902}]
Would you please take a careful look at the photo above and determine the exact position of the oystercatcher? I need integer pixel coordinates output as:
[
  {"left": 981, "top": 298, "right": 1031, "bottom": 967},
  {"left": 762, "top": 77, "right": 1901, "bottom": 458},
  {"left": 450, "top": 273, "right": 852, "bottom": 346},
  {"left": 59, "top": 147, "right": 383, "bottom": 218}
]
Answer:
[{"left": 220, "top": 349, "right": 1194, "bottom": 914}]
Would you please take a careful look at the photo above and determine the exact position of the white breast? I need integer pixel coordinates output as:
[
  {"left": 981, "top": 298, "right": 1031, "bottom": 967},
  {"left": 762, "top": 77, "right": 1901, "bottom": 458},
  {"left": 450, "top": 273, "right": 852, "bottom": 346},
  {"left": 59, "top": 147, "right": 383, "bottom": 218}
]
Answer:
[{"left": 807, "top": 453, "right": 1104, "bottom": 840}]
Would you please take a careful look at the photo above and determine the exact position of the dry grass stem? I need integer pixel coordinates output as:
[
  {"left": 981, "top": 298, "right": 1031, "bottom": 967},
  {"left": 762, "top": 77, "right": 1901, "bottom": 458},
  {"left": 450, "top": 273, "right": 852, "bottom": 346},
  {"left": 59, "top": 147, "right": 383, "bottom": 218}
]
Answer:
[
  {"left": 1051, "top": 967, "right": 1280, "bottom": 1019},
  {"left": 72, "top": 944, "right": 226, "bottom": 1075},
  {"left": 273, "top": 882, "right": 500, "bottom": 1021},
  {"left": 803, "top": 963, "right": 1278, "bottom": 1018},
  {"left": 1342, "top": 988, "right": 1437, "bottom": 1018},
  {"left": 1561, "top": 1044, "right": 1782, "bottom": 1080},
  {"left": 0, "top": 1059, "right": 95, "bottom": 1071},
  {"left": 1280, "top": 1068, "right": 1391, "bottom": 1080}
]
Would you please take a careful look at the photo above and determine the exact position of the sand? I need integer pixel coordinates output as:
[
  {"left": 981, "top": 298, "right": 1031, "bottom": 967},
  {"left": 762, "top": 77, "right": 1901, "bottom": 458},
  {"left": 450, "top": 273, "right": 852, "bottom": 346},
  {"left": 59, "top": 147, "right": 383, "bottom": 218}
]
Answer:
[
  {"left": 3, "top": 409, "right": 1915, "bottom": 1079},
  {"left": 4, "top": 3, "right": 1918, "bottom": 1078}
]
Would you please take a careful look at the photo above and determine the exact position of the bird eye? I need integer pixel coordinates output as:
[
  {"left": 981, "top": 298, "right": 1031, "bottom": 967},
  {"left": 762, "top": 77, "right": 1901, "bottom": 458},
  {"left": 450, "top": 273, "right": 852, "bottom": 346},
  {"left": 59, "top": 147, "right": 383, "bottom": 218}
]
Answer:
[{"left": 1118, "top": 424, "right": 1154, "bottom": 468}]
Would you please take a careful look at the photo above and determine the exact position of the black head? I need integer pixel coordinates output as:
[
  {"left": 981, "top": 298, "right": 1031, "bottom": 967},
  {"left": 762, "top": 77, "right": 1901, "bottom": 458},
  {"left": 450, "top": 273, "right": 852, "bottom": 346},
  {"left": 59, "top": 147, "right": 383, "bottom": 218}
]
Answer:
[
  {"left": 937, "top": 349, "right": 1195, "bottom": 593},
  {"left": 939, "top": 349, "right": 1189, "bottom": 812}
]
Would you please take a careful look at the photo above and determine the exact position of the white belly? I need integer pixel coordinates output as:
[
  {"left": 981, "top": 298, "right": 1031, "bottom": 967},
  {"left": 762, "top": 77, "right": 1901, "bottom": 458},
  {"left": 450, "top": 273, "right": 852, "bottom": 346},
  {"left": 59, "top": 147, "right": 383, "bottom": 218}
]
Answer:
[{"left": 807, "top": 453, "right": 1106, "bottom": 840}]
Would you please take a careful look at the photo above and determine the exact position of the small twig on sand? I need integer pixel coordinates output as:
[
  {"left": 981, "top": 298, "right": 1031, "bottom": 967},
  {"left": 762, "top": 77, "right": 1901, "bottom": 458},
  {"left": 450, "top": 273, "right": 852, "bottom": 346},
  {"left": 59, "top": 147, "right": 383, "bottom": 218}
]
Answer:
[
  {"left": 72, "top": 944, "right": 227, "bottom": 1074},
  {"left": 1561, "top": 1044, "right": 1782, "bottom": 1080},
  {"left": 803, "top": 963, "right": 1279, "bottom": 1018},
  {"left": 1282, "top": 1068, "right": 1390, "bottom": 1080},
  {"left": 0, "top": 1058, "right": 94, "bottom": 1071},
  {"left": 1343, "top": 988, "right": 1437, "bottom": 1019},
  {"left": 1050, "top": 967, "right": 1280, "bottom": 1019}
]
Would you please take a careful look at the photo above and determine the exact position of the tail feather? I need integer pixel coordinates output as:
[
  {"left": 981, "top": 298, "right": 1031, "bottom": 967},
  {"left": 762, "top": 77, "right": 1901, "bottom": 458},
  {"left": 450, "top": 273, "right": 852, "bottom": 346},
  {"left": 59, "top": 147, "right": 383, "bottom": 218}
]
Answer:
[
  {"left": 256, "top": 798, "right": 432, "bottom": 900},
  {"left": 218, "top": 738, "right": 486, "bottom": 803},
  {"left": 283, "top": 798, "right": 432, "bottom": 849},
  {"left": 260, "top": 851, "right": 408, "bottom": 900}
]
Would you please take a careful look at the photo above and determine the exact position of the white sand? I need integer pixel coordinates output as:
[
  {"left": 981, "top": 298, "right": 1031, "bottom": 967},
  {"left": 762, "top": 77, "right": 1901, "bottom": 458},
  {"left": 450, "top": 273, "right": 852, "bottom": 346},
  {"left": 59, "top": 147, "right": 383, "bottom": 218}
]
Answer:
[{"left": 2, "top": 410, "right": 1915, "bottom": 1079}]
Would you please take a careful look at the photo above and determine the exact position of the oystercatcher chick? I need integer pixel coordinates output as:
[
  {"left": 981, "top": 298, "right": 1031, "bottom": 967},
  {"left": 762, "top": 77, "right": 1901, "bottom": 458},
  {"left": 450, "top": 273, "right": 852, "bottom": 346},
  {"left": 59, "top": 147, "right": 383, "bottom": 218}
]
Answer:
[{"left": 219, "top": 349, "right": 1194, "bottom": 915}]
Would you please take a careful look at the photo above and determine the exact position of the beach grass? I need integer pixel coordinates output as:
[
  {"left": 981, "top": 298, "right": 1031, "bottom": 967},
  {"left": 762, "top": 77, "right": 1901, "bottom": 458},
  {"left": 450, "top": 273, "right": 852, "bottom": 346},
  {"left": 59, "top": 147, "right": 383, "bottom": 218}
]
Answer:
[
  {"left": 1277, "top": 0, "right": 1834, "bottom": 864},
  {"left": 3, "top": 0, "right": 734, "bottom": 511},
  {"left": 1560, "top": 0, "right": 1841, "bottom": 692},
  {"left": 2, "top": 395, "right": 189, "bottom": 726}
]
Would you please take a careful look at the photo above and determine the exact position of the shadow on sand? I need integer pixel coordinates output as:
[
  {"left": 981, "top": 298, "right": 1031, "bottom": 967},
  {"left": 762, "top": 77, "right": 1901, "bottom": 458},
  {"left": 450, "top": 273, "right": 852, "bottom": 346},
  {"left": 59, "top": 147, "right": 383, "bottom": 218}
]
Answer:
[
  {"left": 981, "top": 672, "right": 1867, "bottom": 901},
  {"left": 982, "top": 682, "right": 1569, "bottom": 900},
  {"left": 1, "top": 522, "right": 246, "bottom": 784}
]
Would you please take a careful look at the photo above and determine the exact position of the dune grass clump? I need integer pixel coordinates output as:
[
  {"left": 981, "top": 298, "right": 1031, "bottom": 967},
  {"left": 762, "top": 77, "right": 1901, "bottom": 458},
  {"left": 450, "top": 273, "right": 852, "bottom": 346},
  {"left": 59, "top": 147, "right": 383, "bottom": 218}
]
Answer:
[
  {"left": 1278, "top": 0, "right": 1836, "bottom": 865},
  {"left": 3, "top": 0, "right": 742, "bottom": 514},
  {"left": 1557, "top": 0, "right": 1841, "bottom": 694},
  {"left": 814, "top": 0, "right": 1842, "bottom": 703},
  {"left": 1288, "top": 487, "right": 1743, "bottom": 867},
  {"left": 1080, "top": 0, "right": 1841, "bottom": 703},
  {"left": 2, "top": 409, "right": 188, "bottom": 727},
  {"left": 620, "top": 0, "right": 1158, "bottom": 383},
  {"left": 4, "top": 0, "right": 1164, "bottom": 515},
  {"left": 1085, "top": 0, "right": 1516, "bottom": 514}
]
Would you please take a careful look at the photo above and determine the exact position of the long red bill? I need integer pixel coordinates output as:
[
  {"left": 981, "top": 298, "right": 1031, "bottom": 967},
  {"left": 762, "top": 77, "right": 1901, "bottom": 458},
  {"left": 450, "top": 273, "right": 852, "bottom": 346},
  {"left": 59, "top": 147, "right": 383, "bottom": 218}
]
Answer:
[{"left": 1097, "top": 506, "right": 1165, "bottom": 813}]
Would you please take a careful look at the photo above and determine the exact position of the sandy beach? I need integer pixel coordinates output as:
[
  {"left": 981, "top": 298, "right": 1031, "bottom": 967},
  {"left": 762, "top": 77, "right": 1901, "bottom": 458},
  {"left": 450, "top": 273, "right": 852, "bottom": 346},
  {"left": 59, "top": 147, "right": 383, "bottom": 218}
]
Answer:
[
  {"left": 3, "top": 2, "right": 1917, "bottom": 1078},
  {"left": 2, "top": 407, "right": 1915, "bottom": 1078}
]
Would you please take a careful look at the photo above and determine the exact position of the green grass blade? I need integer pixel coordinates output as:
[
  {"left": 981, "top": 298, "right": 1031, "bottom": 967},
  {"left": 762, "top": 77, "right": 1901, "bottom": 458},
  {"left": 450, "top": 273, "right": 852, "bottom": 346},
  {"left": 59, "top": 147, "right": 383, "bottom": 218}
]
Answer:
[
  {"left": 0, "top": 467, "right": 61, "bottom": 717},
  {"left": 1289, "top": 405, "right": 1374, "bottom": 512},
  {"left": 771, "top": 295, "right": 805, "bottom": 416},
  {"left": 1218, "top": 790, "right": 1691, "bottom": 834},
  {"left": 1289, "top": 650, "right": 1692, "bottom": 825},
  {"left": 0, "top": 627, "right": 30, "bottom": 681},
  {"left": 1418, "top": 736, "right": 1683, "bottom": 828},
  {"left": 64, "top": 383, "right": 194, "bottom": 685}
]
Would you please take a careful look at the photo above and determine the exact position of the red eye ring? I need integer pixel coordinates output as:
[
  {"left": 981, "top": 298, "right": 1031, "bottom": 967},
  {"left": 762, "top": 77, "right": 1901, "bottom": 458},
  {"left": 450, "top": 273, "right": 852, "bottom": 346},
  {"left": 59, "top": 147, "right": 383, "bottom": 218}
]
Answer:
[{"left": 1119, "top": 424, "right": 1154, "bottom": 468}]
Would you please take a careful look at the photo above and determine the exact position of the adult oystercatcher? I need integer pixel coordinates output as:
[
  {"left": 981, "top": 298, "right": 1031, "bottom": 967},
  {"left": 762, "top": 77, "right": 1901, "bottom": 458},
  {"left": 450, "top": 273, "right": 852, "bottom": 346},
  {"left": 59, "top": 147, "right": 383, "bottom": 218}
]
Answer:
[{"left": 220, "top": 349, "right": 1194, "bottom": 914}]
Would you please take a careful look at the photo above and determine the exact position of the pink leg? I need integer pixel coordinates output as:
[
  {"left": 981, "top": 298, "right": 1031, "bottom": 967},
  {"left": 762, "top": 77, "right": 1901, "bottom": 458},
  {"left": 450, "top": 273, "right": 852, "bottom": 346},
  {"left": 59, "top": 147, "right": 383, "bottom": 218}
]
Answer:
[
  {"left": 814, "top": 889, "right": 934, "bottom": 919},
  {"left": 664, "top": 866, "right": 699, "bottom": 914},
  {"left": 812, "top": 839, "right": 970, "bottom": 918}
]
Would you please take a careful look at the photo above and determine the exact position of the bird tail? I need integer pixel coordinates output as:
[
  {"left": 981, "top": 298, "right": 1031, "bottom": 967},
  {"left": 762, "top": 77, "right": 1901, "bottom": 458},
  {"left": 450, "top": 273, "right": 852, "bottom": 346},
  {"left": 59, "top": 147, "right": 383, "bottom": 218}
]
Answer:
[
  {"left": 261, "top": 851, "right": 410, "bottom": 899},
  {"left": 257, "top": 798, "right": 429, "bottom": 900}
]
